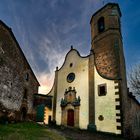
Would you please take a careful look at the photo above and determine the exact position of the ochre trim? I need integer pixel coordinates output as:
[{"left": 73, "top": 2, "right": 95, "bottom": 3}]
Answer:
[
  {"left": 117, "top": 126, "right": 122, "bottom": 130},
  {"left": 115, "top": 92, "right": 119, "bottom": 95},
  {"left": 116, "top": 113, "right": 121, "bottom": 116},
  {"left": 115, "top": 85, "right": 119, "bottom": 89},
  {"left": 116, "top": 105, "right": 121, "bottom": 110},
  {"left": 115, "top": 98, "right": 120, "bottom": 102},
  {"left": 116, "top": 118, "right": 121, "bottom": 122}
]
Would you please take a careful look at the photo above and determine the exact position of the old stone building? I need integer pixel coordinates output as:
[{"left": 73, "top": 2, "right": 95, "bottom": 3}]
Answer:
[
  {"left": 47, "top": 3, "right": 140, "bottom": 139},
  {"left": 0, "top": 20, "right": 40, "bottom": 122},
  {"left": 126, "top": 91, "right": 140, "bottom": 139}
]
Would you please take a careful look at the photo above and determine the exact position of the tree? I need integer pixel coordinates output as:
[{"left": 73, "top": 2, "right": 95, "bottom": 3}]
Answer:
[{"left": 129, "top": 64, "right": 140, "bottom": 95}]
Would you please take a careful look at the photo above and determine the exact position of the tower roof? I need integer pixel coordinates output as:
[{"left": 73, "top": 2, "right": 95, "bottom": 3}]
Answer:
[{"left": 90, "top": 3, "right": 121, "bottom": 24}]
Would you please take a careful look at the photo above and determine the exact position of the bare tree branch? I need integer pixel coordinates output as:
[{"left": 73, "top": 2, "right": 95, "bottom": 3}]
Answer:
[{"left": 129, "top": 64, "right": 140, "bottom": 95}]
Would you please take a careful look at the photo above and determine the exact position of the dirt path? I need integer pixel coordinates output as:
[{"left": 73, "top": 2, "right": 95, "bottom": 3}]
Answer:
[{"left": 48, "top": 126, "right": 126, "bottom": 140}]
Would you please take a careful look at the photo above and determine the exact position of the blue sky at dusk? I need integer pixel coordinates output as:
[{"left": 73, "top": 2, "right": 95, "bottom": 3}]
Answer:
[{"left": 0, "top": 0, "right": 140, "bottom": 94}]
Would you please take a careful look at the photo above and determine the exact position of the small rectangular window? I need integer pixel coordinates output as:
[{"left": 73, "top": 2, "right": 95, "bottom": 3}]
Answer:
[
  {"left": 98, "top": 84, "right": 107, "bottom": 96},
  {"left": 25, "top": 73, "right": 29, "bottom": 81}
]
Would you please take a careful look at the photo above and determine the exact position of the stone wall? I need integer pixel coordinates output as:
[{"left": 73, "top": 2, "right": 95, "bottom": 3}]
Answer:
[
  {"left": 0, "top": 21, "right": 39, "bottom": 121},
  {"left": 125, "top": 93, "right": 140, "bottom": 139}
]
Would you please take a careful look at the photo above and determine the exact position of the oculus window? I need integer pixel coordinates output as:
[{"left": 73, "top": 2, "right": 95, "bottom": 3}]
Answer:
[
  {"left": 67, "top": 73, "right": 75, "bottom": 83},
  {"left": 98, "top": 115, "right": 104, "bottom": 121}
]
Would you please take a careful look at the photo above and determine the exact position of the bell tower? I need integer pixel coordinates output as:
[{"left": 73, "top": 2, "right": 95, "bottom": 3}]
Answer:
[
  {"left": 90, "top": 3, "right": 122, "bottom": 80},
  {"left": 89, "top": 3, "right": 128, "bottom": 135}
]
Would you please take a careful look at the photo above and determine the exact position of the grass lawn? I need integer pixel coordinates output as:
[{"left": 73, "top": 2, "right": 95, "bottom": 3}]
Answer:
[
  {"left": 0, "top": 122, "right": 126, "bottom": 140},
  {"left": 0, "top": 122, "right": 70, "bottom": 140}
]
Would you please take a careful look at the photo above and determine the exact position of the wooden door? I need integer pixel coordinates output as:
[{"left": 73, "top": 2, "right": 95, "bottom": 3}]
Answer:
[{"left": 67, "top": 109, "right": 74, "bottom": 126}]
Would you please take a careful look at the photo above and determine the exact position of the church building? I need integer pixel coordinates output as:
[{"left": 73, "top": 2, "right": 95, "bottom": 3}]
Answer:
[{"left": 47, "top": 3, "right": 140, "bottom": 139}]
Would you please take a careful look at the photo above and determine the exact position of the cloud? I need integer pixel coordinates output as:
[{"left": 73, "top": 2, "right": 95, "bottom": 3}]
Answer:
[
  {"left": 37, "top": 35, "right": 67, "bottom": 94},
  {"left": 36, "top": 71, "right": 54, "bottom": 94},
  {"left": 50, "top": 0, "right": 58, "bottom": 9},
  {"left": 60, "top": 21, "right": 78, "bottom": 34},
  {"left": 6, "top": 1, "right": 69, "bottom": 94},
  {"left": 4, "top": 0, "right": 136, "bottom": 95}
]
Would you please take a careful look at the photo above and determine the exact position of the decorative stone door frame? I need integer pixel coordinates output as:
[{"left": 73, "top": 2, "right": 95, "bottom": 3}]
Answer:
[{"left": 60, "top": 87, "right": 80, "bottom": 128}]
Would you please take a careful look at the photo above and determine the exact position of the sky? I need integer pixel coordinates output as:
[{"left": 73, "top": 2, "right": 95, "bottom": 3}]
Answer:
[{"left": 0, "top": 0, "right": 140, "bottom": 94}]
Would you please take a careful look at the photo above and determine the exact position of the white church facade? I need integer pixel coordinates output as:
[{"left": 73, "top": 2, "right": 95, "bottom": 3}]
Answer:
[{"left": 47, "top": 3, "right": 131, "bottom": 136}]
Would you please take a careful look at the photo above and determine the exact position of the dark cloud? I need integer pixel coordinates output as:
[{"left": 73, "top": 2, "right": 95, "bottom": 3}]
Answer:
[{"left": 0, "top": 0, "right": 140, "bottom": 93}]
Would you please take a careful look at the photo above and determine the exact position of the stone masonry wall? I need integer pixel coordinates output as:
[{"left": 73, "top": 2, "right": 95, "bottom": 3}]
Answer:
[{"left": 0, "top": 21, "right": 39, "bottom": 120}]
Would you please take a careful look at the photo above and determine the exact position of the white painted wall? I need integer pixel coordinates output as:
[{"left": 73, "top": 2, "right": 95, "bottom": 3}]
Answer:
[
  {"left": 56, "top": 49, "right": 89, "bottom": 129},
  {"left": 94, "top": 66, "right": 121, "bottom": 134},
  {"left": 52, "top": 49, "right": 122, "bottom": 132}
]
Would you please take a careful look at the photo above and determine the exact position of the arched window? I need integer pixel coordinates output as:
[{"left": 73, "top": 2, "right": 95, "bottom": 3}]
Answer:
[{"left": 98, "top": 17, "right": 105, "bottom": 33}]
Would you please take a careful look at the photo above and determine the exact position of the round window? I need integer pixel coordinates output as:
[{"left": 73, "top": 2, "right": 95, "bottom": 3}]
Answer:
[
  {"left": 98, "top": 115, "right": 104, "bottom": 121},
  {"left": 67, "top": 73, "right": 75, "bottom": 83}
]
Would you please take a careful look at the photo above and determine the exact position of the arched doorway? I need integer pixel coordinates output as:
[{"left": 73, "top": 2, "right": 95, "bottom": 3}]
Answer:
[
  {"left": 21, "top": 107, "right": 27, "bottom": 121},
  {"left": 67, "top": 109, "right": 74, "bottom": 126}
]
